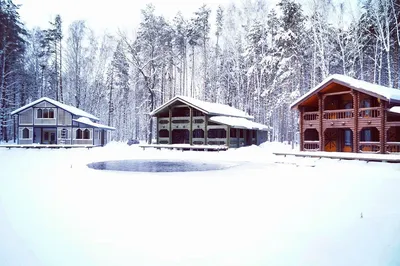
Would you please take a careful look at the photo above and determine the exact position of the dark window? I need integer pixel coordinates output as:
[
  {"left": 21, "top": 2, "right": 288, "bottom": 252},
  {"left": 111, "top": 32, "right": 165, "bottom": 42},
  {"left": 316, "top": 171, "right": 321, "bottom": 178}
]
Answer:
[
  {"left": 49, "top": 108, "right": 54, "bottom": 118},
  {"left": 159, "top": 119, "right": 169, "bottom": 124},
  {"left": 193, "top": 129, "right": 204, "bottom": 138},
  {"left": 43, "top": 109, "right": 49, "bottom": 118},
  {"left": 208, "top": 128, "right": 226, "bottom": 139},
  {"left": 37, "top": 109, "right": 42, "bottom": 118},
  {"left": 344, "top": 129, "right": 352, "bottom": 146},
  {"left": 76, "top": 129, "right": 83, "bottom": 139},
  {"left": 22, "top": 128, "right": 29, "bottom": 139},
  {"left": 83, "top": 129, "right": 90, "bottom": 139},
  {"left": 159, "top": 129, "right": 169, "bottom": 138},
  {"left": 230, "top": 128, "right": 237, "bottom": 138},
  {"left": 304, "top": 129, "right": 319, "bottom": 141}
]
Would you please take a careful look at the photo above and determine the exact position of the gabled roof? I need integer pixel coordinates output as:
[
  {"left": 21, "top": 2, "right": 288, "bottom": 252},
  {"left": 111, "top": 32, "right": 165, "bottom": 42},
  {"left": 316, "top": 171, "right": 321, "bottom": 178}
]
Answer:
[
  {"left": 290, "top": 74, "right": 400, "bottom": 109},
  {"left": 209, "top": 116, "right": 270, "bottom": 131},
  {"left": 11, "top": 97, "right": 99, "bottom": 120},
  {"left": 150, "top": 95, "right": 253, "bottom": 119},
  {"left": 73, "top": 117, "right": 115, "bottom": 130}
]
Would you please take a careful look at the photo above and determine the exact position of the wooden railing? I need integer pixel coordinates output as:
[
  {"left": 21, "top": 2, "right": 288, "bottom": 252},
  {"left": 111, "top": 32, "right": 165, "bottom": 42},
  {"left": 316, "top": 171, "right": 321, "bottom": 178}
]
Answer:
[
  {"left": 303, "top": 141, "right": 320, "bottom": 151},
  {"left": 303, "top": 112, "right": 319, "bottom": 121},
  {"left": 359, "top": 107, "right": 381, "bottom": 118},
  {"left": 359, "top": 141, "right": 380, "bottom": 153},
  {"left": 386, "top": 142, "right": 400, "bottom": 154},
  {"left": 323, "top": 109, "right": 354, "bottom": 120}
]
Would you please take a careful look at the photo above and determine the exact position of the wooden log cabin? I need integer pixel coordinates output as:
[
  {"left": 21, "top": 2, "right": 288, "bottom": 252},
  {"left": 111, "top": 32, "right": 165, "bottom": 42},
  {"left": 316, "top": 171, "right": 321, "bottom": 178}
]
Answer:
[
  {"left": 11, "top": 97, "right": 115, "bottom": 146},
  {"left": 291, "top": 74, "right": 400, "bottom": 154},
  {"left": 150, "top": 96, "right": 269, "bottom": 148}
]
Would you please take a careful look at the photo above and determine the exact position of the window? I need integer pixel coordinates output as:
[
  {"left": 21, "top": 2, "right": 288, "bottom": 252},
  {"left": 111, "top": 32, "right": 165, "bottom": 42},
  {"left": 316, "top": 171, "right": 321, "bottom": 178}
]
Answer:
[
  {"left": 22, "top": 128, "right": 29, "bottom": 139},
  {"left": 43, "top": 109, "right": 49, "bottom": 118},
  {"left": 83, "top": 129, "right": 90, "bottom": 139},
  {"left": 208, "top": 128, "right": 226, "bottom": 139},
  {"left": 49, "top": 108, "right": 54, "bottom": 118},
  {"left": 76, "top": 129, "right": 83, "bottom": 139},
  {"left": 344, "top": 130, "right": 352, "bottom": 146},
  {"left": 193, "top": 129, "right": 204, "bottom": 138},
  {"left": 37, "top": 109, "right": 42, "bottom": 118},
  {"left": 159, "top": 129, "right": 169, "bottom": 138},
  {"left": 61, "top": 128, "right": 68, "bottom": 139}
]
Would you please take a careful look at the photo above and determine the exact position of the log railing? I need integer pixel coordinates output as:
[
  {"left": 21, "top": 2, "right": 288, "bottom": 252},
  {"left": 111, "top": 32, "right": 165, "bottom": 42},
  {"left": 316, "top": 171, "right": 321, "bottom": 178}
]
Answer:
[
  {"left": 359, "top": 107, "right": 381, "bottom": 118},
  {"left": 386, "top": 142, "right": 400, "bottom": 154},
  {"left": 303, "top": 112, "right": 319, "bottom": 121},
  {"left": 359, "top": 141, "right": 380, "bottom": 153},
  {"left": 303, "top": 140, "right": 320, "bottom": 151},
  {"left": 323, "top": 109, "right": 354, "bottom": 120}
]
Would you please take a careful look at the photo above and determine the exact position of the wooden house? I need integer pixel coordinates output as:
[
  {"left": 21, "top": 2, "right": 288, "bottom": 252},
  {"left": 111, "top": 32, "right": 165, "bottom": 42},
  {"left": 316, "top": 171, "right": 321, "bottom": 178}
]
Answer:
[
  {"left": 291, "top": 74, "right": 400, "bottom": 154},
  {"left": 11, "top": 97, "right": 115, "bottom": 146},
  {"left": 150, "top": 96, "right": 269, "bottom": 148}
]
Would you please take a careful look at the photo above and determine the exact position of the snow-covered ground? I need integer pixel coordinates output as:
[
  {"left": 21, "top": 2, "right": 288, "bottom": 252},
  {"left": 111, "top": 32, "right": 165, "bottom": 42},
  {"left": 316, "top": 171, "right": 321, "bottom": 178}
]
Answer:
[{"left": 1, "top": 142, "right": 400, "bottom": 266}]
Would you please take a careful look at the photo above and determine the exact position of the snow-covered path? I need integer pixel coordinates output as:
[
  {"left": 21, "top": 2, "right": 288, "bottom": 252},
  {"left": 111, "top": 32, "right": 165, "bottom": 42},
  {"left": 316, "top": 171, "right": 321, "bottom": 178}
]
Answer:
[{"left": 0, "top": 143, "right": 400, "bottom": 266}]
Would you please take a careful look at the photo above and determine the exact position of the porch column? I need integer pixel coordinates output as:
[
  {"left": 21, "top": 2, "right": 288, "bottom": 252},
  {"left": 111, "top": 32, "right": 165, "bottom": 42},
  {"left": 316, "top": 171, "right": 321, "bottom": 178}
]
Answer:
[
  {"left": 236, "top": 128, "right": 240, "bottom": 148},
  {"left": 227, "top": 126, "right": 230, "bottom": 148},
  {"left": 168, "top": 107, "right": 172, "bottom": 144},
  {"left": 156, "top": 116, "right": 159, "bottom": 144},
  {"left": 353, "top": 90, "right": 359, "bottom": 153},
  {"left": 318, "top": 93, "right": 324, "bottom": 151},
  {"left": 299, "top": 106, "right": 304, "bottom": 151},
  {"left": 380, "top": 100, "right": 386, "bottom": 154},
  {"left": 189, "top": 107, "right": 193, "bottom": 145},
  {"left": 204, "top": 115, "right": 208, "bottom": 145}
]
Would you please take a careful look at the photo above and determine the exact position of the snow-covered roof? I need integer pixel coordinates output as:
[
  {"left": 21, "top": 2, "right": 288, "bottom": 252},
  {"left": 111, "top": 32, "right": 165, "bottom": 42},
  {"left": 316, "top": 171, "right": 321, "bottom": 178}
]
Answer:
[
  {"left": 209, "top": 116, "right": 270, "bottom": 131},
  {"left": 11, "top": 97, "right": 99, "bottom": 120},
  {"left": 389, "top": 106, "right": 400, "bottom": 115},
  {"left": 290, "top": 74, "right": 400, "bottom": 109},
  {"left": 150, "top": 95, "right": 253, "bottom": 119},
  {"left": 73, "top": 117, "right": 116, "bottom": 130}
]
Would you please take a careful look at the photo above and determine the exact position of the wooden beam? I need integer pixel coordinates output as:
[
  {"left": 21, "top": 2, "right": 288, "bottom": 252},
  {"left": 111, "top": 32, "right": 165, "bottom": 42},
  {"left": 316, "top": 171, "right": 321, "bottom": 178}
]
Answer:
[
  {"left": 204, "top": 115, "right": 208, "bottom": 145},
  {"left": 189, "top": 107, "right": 193, "bottom": 145},
  {"left": 156, "top": 116, "right": 159, "bottom": 144},
  {"left": 323, "top": 91, "right": 352, "bottom": 97},
  {"left": 318, "top": 93, "right": 324, "bottom": 151},
  {"left": 236, "top": 128, "right": 240, "bottom": 148},
  {"left": 381, "top": 100, "right": 386, "bottom": 154},
  {"left": 227, "top": 126, "right": 230, "bottom": 148},
  {"left": 353, "top": 90, "right": 359, "bottom": 153},
  {"left": 299, "top": 107, "right": 304, "bottom": 151},
  {"left": 168, "top": 108, "right": 172, "bottom": 144}
]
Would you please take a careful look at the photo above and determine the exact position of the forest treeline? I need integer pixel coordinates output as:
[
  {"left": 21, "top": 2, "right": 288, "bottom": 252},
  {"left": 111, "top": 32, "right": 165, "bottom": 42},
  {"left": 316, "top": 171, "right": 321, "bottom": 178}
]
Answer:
[{"left": 1, "top": 0, "right": 400, "bottom": 143}]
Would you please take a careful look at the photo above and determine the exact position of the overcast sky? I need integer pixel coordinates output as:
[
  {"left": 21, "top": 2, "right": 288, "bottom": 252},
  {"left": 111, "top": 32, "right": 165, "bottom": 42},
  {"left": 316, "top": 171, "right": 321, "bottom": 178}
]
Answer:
[
  {"left": 14, "top": 0, "right": 359, "bottom": 34},
  {"left": 14, "top": 0, "right": 233, "bottom": 34}
]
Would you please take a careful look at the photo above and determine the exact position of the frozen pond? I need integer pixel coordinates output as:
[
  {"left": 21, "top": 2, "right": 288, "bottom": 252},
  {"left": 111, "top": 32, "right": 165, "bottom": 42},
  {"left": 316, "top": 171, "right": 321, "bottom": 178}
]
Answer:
[{"left": 87, "top": 160, "right": 238, "bottom": 172}]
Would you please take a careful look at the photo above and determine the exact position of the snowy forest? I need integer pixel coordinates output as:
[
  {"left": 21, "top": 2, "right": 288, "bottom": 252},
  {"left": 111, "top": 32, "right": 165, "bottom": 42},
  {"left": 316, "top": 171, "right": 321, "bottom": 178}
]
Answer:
[{"left": 1, "top": 0, "right": 400, "bottom": 143}]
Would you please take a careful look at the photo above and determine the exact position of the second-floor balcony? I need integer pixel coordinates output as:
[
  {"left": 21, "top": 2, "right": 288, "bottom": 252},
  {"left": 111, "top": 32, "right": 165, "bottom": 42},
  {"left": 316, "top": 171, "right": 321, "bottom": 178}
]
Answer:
[{"left": 303, "top": 107, "right": 381, "bottom": 128}]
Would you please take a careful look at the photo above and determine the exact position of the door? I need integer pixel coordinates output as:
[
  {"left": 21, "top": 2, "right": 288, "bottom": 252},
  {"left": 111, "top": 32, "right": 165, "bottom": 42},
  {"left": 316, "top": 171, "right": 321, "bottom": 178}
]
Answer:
[
  {"left": 42, "top": 129, "right": 57, "bottom": 144},
  {"left": 324, "top": 129, "right": 338, "bottom": 152}
]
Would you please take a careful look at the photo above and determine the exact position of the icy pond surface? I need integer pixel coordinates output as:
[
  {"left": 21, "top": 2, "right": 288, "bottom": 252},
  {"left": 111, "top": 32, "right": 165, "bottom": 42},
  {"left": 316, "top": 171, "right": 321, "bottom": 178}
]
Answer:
[{"left": 87, "top": 160, "right": 237, "bottom": 172}]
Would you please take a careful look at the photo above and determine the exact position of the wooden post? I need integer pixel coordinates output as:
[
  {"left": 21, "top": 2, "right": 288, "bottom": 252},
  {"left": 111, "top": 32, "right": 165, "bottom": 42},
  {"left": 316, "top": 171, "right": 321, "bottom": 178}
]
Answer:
[
  {"left": 227, "top": 126, "right": 230, "bottom": 148},
  {"left": 204, "top": 115, "right": 208, "bottom": 145},
  {"left": 318, "top": 93, "right": 324, "bottom": 151},
  {"left": 380, "top": 100, "right": 386, "bottom": 154},
  {"left": 353, "top": 90, "right": 359, "bottom": 153},
  {"left": 168, "top": 108, "right": 172, "bottom": 144},
  {"left": 156, "top": 116, "right": 159, "bottom": 144},
  {"left": 243, "top": 129, "right": 247, "bottom": 146},
  {"left": 236, "top": 128, "right": 240, "bottom": 148},
  {"left": 189, "top": 107, "right": 193, "bottom": 145},
  {"left": 299, "top": 106, "right": 304, "bottom": 151}
]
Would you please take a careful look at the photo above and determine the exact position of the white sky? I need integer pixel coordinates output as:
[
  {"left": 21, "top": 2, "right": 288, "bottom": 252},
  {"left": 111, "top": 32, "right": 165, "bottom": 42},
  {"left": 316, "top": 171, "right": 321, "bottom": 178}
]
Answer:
[
  {"left": 14, "top": 0, "right": 232, "bottom": 34},
  {"left": 14, "top": 0, "right": 359, "bottom": 34}
]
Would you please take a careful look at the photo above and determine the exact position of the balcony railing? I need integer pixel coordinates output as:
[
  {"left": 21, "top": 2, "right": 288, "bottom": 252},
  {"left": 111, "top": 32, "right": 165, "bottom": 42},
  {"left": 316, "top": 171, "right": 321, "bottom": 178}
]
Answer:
[
  {"left": 303, "top": 112, "right": 319, "bottom": 121},
  {"left": 359, "top": 141, "right": 380, "bottom": 153},
  {"left": 386, "top": 142, "right": 400, "bottom": 154},
  {"left": 359, "top": 107, "right": 381, "bottom": 118},
  {"left": 303, "top": 140, "right": 320, "bottom": 151},
  {"left": 323, "top": 109, "right": 354, "bottom": 120}
]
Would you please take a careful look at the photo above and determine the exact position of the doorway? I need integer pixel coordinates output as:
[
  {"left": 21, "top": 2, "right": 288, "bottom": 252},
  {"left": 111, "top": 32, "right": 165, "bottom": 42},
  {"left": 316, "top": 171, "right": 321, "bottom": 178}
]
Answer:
[
  {"left": 42, "top": 128, "right": 57, "bottom": 144},
  {"left": 324, "top": 128, "right": 353, "bottom": 152}
]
